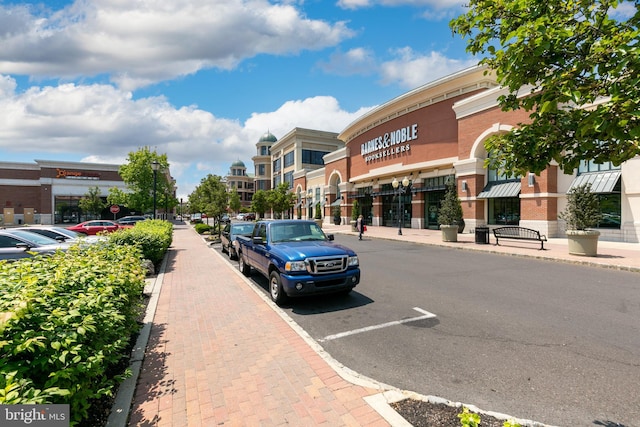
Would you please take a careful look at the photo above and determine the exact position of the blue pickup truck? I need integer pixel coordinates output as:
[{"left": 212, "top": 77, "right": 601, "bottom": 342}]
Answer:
[{"left": 236, "top": 220, "right": 360, "bottom": 305}]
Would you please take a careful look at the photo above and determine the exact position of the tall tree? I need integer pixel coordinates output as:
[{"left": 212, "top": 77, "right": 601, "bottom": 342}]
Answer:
[
  {"left": 228, "top": 187, "right": 241, "bottom": 214},
  {"left": 110, "top": 147, "right": 170, "bottom": 215},
  {"left": 251, "top": 190, "right": 269, "bottom": 219},
  {"left": 78, "top": 186, "right": 106, "bottom": 219},
  {"left": 450, "top": 0, "right": 639, "bottom": 175},
  {"left": 188, "top": 174, "right": 228, "bottom": 233},
  {"left": 268, "top": 183, "right": 296, "bottom": 219}
]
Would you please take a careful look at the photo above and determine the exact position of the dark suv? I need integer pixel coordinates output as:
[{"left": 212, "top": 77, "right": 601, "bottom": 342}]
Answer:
[{"left": 117, "top": 215, "right": 147, "bottom": 226}]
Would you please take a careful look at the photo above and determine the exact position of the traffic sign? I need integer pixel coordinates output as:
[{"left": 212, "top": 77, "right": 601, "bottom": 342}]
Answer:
[{"left": 110, "top": 205, "right": 120, "bottom": 214}]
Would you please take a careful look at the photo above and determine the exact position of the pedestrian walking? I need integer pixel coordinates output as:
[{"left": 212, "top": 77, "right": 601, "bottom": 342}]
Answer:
[{"left": 357, "top": 215, "right": 365, "bottom": 240}]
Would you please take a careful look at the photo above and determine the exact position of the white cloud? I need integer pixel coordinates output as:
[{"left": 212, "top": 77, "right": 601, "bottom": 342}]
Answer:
[
  {"left": 0, "top": 76, "right": 371, "bottom": 200},
  {"left": 0, "top": 0, "right": 355, "bottom": 90},
  {"left": 245, "top": 95, "right": 375, "bottom": 138},
  {"left": 379, "top": 47, "right": 477, "bottom": 88},
  {"left": 337, "top": 0, "right": 464, "bottom": 11},
  {"left": 316, "top": 47, "right": 377, "bottom": 76}
]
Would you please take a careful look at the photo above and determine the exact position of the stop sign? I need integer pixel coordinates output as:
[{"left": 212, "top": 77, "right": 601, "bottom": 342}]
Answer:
[{"left": 110, "top": 205, "right": 120, "bottom": 214}]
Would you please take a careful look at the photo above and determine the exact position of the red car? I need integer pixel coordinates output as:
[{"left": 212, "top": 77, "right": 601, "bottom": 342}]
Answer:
[{"left": 66, "top": 220, "right": 130, "bottom": 235}]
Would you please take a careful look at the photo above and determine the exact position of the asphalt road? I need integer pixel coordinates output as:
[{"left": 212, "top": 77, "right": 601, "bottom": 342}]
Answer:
[{"left": 224, "top": 234, "right": 640, "bottom": 427}]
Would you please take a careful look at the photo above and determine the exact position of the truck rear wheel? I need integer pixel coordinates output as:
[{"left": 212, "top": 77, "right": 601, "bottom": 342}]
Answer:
[
  {"left": 238, "top": 254, "right": 251, "bottom": 276},
  {"left": 269, "top": 271, "right": 288, "bottom": 306}
]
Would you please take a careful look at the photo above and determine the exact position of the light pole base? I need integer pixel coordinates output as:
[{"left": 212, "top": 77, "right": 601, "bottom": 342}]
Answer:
[{"left": 398, "top": 229, "right": 402, "bottom": 235}]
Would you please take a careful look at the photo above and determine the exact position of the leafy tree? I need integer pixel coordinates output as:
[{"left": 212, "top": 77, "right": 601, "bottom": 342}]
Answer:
[
  {"left": 228, "top": 187, "right": 241, "bottom": 214},
  {"left": 268, "top": 183, "right": 296, "bottom": 219},
  {"left": 188, "top": 174, "right": 228, "bottom": 235},
  {"left": 251, "top": 189, "right": 269, "bottom": 219},
  {"left": 110, "top": 147, "right": 171, "bottom": 215},
  {"left": 450, "top": 0, "right": 640, "bottom": 175},
  {"left": 106, "top": 187, "right": 127, "bottom": 207},
  {"left": 78, "top": 186, "right": 106, "bottom": 219}
]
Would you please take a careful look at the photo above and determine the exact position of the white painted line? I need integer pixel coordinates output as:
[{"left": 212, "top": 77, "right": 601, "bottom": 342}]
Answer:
[{"left": 318, "top": 307, "right": 437, "bottom": 342}]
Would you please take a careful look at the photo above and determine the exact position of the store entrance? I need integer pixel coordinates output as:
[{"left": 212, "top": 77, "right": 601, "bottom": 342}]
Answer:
[
  {"left": 425, "top": 191, "right": 445, "bottom": 229},
  {"left": 383, "top": 194, "right": 411, "bottom": 228}
]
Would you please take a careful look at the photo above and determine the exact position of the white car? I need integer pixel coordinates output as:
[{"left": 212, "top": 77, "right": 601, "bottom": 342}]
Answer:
[{"left": 236, "top": 213, "right": 246, "bottom": 220}]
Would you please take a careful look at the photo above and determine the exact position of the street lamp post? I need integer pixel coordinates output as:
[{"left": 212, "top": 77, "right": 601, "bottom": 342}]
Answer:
[
  {"left": 392, "top": 176, "right": 410, "bottom": 235},
  {"left": 151, "top": 160, "right": 160, "bottom": 219}
]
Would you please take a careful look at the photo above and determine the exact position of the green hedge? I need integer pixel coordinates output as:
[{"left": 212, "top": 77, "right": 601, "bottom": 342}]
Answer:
[
  {"left": 194, "top": 223, "right": 212, "bottom": 234},
  {"left": 108, "top": 219, "right": 173, "bottom": 266},
  {"left": 0, "top": 242, "right": 146, "bottom": 425},
  {"left": 0, "top": 220, "right": 173, "bottom": 425}
]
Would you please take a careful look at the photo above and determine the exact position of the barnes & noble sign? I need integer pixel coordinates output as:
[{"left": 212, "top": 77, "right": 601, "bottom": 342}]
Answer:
[{"left": 360, "top": 124, "right": 417, "bottom": 163}]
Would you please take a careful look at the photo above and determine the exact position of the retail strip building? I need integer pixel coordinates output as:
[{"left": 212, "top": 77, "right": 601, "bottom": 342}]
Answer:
[
  {"left": 0, "top": 160, "right": 129, "bottom": 225},
  {"left": 261, "top": 65, "right": 638, "bottom": 243}
]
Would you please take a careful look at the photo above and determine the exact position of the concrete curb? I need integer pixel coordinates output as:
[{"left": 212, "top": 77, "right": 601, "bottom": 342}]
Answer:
[{"left": 106, "top": 254, "right": 168, "bottom": 427}]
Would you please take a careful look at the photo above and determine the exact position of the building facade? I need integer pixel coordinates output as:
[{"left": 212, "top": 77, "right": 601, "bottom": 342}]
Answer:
[
  {"left": 226, "top": 160, "right": 254, "bottom": 210},
  {"left": 0, "top": 160, "right": 128, "bottom": 225},
  {"left": 274, "top": 65, "right": 638, "bottom": 243},
  {"left": 325, "top": 67, "right": 640, "bottom": 242}
]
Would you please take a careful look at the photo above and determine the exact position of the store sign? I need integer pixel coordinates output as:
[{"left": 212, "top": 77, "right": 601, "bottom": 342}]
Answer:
[
  {"left": 361, "top": 124, "right": 417, "bottom": 163},
  {"left": 56, "top": 168, "right": 100, "bottom": 179}
]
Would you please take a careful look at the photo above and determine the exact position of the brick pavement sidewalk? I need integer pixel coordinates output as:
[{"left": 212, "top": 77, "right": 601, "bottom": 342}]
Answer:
[{"left": 123, "top": 223, "right": 395, "bottom": 427}]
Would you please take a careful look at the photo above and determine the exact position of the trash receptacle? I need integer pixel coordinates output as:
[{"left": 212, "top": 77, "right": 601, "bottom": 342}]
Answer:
[{"left": 475, "top": 227, "right": 489, "bottom": 244}]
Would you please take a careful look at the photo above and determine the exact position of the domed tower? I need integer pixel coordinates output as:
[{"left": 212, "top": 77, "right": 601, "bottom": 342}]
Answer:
[
  {"left": 226, "top": 159, "right": 254, "bottom": 210},
  {"left": 253, "top": 131, "right": 277, "bottom": 192}
]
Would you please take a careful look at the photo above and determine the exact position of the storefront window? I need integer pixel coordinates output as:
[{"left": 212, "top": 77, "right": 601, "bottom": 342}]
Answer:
[
  {"left": 381, "top": 183, "right": 411, "bottom": 228},
  {"left": 488, "top": 198, "right": 521, "bottom": 225}
]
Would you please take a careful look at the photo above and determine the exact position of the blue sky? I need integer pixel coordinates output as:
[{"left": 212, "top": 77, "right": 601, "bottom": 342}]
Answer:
[{"left": 0, "top": 0, "right": 478, "bottom": 200}]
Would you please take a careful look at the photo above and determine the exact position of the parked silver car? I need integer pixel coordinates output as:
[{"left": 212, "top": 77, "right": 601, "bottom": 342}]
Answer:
[
  {"left": 13, "top": 226, "right": 99, "bottom": 244},
  {"left": 0, "top": 229, "right": 71, "bottom": 261}
]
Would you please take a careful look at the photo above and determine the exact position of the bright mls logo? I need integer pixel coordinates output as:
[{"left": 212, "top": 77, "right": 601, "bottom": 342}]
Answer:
[{"left": 2, "top": 405, "right": 69, "bottom": 426}]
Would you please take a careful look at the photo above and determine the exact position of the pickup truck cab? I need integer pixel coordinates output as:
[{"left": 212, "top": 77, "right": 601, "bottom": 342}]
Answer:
[{"left": 236, "top": 220, "right": 360, "bottom": 305}]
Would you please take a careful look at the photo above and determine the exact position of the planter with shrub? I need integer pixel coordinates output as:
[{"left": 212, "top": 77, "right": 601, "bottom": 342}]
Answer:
[
  {"left": 560, "top": 183, "right": 601, "bottom": 256},
  {"left": 438, "top": 180, "right": 464, "bottom": 242}
]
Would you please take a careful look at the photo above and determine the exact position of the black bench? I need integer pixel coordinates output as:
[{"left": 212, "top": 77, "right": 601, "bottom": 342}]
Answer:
[{"left": 493, "top": 226, "right": 547, "bottom": 250}]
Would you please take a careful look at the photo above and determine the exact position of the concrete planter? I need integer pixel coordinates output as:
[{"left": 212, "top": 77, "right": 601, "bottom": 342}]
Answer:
[
  {"left": 440, "top": 224, "right": 458, "bottom": 242},
  {"left": 566, "top": 229, "right": 600, "bottom": 257}
]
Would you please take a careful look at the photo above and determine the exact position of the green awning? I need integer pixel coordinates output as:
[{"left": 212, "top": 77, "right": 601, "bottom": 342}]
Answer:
[
  {"left": 330, "top": 199, "right": 342, "bottom": 206},
  {"left": 568, "top": 171, "right": 621, "bottom": 193},
  {"left": 477, "top": 181, "right": 521, "bottom": 199}
]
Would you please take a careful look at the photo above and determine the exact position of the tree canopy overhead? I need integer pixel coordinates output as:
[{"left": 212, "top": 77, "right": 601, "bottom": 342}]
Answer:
[{"left": 450, "top": 0, "right": 639, "bottom": 175}]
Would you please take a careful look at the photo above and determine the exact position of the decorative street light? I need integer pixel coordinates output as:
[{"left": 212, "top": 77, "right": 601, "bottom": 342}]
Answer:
[
  {"left": 151, "top": 160, "right": 160, "bottom": 219},
  {"left": 392, "top": 176, "right": 410, "bottom": 235}
]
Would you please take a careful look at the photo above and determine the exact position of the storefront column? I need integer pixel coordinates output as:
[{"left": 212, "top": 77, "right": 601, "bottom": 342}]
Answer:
[{"left": 411, "top": 190, "right": 425, "bottom": 229}]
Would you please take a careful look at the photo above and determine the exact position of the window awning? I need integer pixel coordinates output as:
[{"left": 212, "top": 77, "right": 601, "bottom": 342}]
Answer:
[
  {"left": 294, "top": 201, "right": 302, "bottom": 208},
  {"left": 477, "top": 181, "right": 521, "bottom": 199},
  {"left": 568, "top": 170, "right": 621, "bottom": 193},
  {"left": 330, "top": 199, "right": 342, "bottom": 206}
]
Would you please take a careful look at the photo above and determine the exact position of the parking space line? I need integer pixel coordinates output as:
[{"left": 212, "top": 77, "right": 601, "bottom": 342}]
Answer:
[{"left": 318, "top": 307, "right": 437, "bottom": 342}]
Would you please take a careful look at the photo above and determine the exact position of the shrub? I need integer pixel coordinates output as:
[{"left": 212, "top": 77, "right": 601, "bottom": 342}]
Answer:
[
  {"left": 109, "top": 219, "right": 173, "bottom": 267},
  {"left": 0, "top": 242, "right": 146, "bottom": 425},
  {"left": 438, "top": 179, "right": 463, "bottom": 226},
  {"left": 194, "top": 223, "right": 212, "bottom": 235},
  {"left": 559, "top": 183, "right": 602, "bottom": 230},
  {"left": 351, "top": 199, "right": 360, "bottom": 221}
]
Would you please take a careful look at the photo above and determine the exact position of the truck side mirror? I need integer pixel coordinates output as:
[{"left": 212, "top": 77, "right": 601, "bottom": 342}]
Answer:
[
  {"left": 326, "top": 234, "right": 334, "bottom": 241},
  {"left": 253, "top": 236, "right": 264, "bottom": 245}
]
